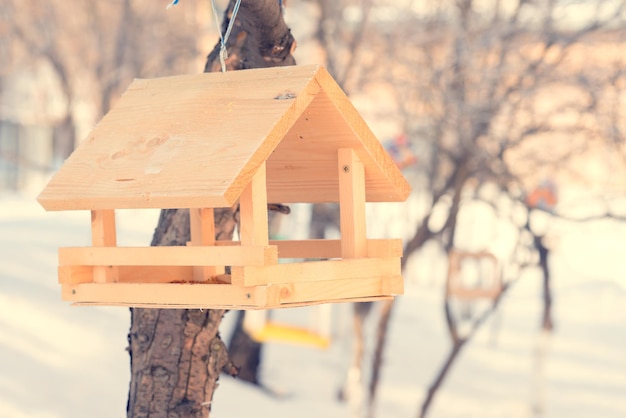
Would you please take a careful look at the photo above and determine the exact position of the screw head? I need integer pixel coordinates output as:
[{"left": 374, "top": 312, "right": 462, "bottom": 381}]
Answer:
[{"left": 343, "top": 165, "right": 350, "bottom": 173}]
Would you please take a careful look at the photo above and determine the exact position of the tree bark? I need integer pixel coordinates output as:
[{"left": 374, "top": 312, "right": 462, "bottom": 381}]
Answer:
[
  {"left": 127, "top": 209, "right": 238, "bottom": 418},
  {"left": 126, "top": 1, "right": 296, "bottom": 417},
  {"left": 52, "top": 113, "right": 76, "bottom": 164}
]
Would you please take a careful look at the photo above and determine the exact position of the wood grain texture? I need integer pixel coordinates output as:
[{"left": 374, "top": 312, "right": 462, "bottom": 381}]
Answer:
[
  {"left": 338, "top": 148, "right": 367, "bottom": 258},
  {"left": 38, "top": 65, "right": 411, "bottom": 211},
  {"left": 276, "top": 276, "right": 402, "bottom": 305},
  {"left": 230, "top": 257, "right": 401, "bottom": 287},
  {"left": 239, "top": 162, "right": 269, "bottom": 246},
  {"left": 90, "top": 210, "right": 118, "bottom": 283},
  {"left": 256, "top": 238, "right": 402, "bottom": 259},
  {"left": 190, "top": 208, "right": 220, "bottom": 280},
  {"left": 59, "top": 246, "right": 277, "bottom": 267},
  {"left": 62, "top": 282, "right": 279, "bottom": 309},
  {"left": 266, "top": 88, "right": 411, "bottom": 203},
  {"left": 60, "top": 277, "right": 400, "bottom": 309},
  {"left": 70, "top": 295, "right": 394, "bottom": 310}
]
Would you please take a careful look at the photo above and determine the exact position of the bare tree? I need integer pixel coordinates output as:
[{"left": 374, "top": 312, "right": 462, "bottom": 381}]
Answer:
[
  {"left": 1, "top": 0, "right": 198, "bottom": 163},
  {"left": 374, "top": 1, "right": 626, "bottom": 417},
  {"left": 303, "top": 0, "right": 626, "bottom": 416},
  {"left": 126, "top": 1, "right": 297, "bottom": 417}
]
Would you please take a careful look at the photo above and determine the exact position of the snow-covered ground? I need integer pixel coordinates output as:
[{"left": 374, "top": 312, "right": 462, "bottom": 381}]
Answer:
[{"left": 1, "top": 192, "right": 625, "bottom": 418}]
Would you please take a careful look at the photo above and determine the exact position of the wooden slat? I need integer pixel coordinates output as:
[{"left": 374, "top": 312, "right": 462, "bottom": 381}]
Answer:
[
  {"left": 239, "top": 162, "right": 269, "bottom": 246},
  {"left": 118, "top": 266, "right": 194, "bottom": 283},
  {"left": 61, "top": 282, "right": 280, "bottom": 308},
  {"left": 69, "top": 295, "right": 394, "bottom": 309},
  {"left": 231, "top": 257, "right": 401, "bottom": 287},
  {"left": 190, "top": 208, "right": 220, "bottom": 280},
  {"left": 338, "top": 148, "right": 367, "bottom": 258},
  {"left": 275, "top": 276, "right": 400, "bottom": 305},
  {"left": 91, "top": 210, "right": 117, "bottom": 246},
  {"left": 58, "top": 265, "right": 236, "bottom": 285},
  {"left": 60, "top": 280, "right": 399, "bottom": 309},
  {"left": 59, "top": 266, "right": 93, "bottom": 284},
  {"left": 59, "top": 245, "right": 277, "bottom": 267},
  {"left": 256, "top": 239, "right": 402, "bottom": 259},
  {"left": 91, "top": 209, "right": 118, "bottom": 283}
]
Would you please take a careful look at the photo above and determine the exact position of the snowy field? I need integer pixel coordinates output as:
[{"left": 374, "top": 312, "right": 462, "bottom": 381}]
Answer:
[{"left": 1, "top": 191, "right": 625, "bottom": 418}]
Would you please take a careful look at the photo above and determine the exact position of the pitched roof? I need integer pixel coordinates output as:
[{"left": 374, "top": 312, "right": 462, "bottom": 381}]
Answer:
[{"left": 38, "top": 65, "right": 411, "bottom": 211}]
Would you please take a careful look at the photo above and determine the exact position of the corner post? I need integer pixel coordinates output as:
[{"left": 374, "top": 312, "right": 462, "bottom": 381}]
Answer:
[
  {"left": 190, "top": 208, "right": 221, "bottom": 281},
  {"left": 239, "top": 162, "right": 269, "bottom": 247},
  {"left": 91, "top": 209, "right": 118, "bottom": 283},
  {"left": 338, "top": 148, "right": 367, "bottom": 258}
]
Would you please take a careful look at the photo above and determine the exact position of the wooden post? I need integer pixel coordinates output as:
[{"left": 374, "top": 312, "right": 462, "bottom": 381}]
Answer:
[
  {"left": 190, "top": 207, "right": 221, "bottom": 281},
  {"left": 239, "top": 162, "right": 269, "bottom": 246},
  {"left": 338, "top": 148, "right": 367, "bottom": 258},
  {"left": 91, "top": 209, "right": 118, "bottom": 283}
]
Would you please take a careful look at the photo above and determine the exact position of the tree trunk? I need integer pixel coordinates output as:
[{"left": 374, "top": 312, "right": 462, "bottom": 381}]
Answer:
[
  {"left": 126, "top": 2, "right": 296, "bottom": 417},
  {"left": 52, "top": 113, "right": 76, "bottom": 165},
  {"left": 534, "top": 234, "right": 553, "bottom": 331}
]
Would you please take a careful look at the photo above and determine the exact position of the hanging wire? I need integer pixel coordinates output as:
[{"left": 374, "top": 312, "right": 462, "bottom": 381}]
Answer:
[{"left": 211, "top": 0, "right": 243, "bottom": 72}]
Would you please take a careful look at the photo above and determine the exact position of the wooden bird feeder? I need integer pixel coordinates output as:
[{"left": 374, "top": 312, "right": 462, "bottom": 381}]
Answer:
[
  {"left": 37, "top": 65, "right": 411, "bottom": 309},
  {"left": 446, "top": 250, "right": 502, "bottom": 300}
]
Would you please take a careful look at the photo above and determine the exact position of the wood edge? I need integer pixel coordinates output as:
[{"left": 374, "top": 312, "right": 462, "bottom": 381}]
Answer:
[
  {"left": 222, "top": 70, "right": 322, "bottom": 205},
  {"left": 67, "top": 295, "right": 395, "bottom": 309},
  {"left": 59, "top": 245, "right": 277, "bottom": 267},
  {"left": 314, "top": 66, "right": 412, "bottom": 202},
  {"left": 232, "top": 257, "right": 402, "bottom": 286}
]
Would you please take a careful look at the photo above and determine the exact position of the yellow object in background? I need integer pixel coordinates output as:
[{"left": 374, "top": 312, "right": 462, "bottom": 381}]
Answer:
[{"left": 250, "top": 321, "right": 331, "bottom": 349}]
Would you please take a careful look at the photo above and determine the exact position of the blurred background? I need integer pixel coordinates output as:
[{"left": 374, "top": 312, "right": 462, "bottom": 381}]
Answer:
[{"left": 1, "top": 1, "right": 625, "bottom": 417}]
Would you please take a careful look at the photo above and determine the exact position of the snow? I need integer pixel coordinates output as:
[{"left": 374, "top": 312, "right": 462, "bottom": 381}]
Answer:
[{"left": 1, "top": 192, "right": 626, "bottom": 418}]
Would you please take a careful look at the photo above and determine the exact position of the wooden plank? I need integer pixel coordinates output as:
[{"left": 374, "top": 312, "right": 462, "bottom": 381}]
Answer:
[
  {"left": 59, "top": 266, "right": 93, "bottom": 284},
  {"left": 91, "top": 210, "right": 117, "bottom": 246},
  {"left": 190, "top": 208, "right": 220, "bottom": 280},
  {"left": 253, "top": 238, "right": 403, "bottom": 259},
  {"left": 231, "top": 257, "right": 401, "bottom": 287},
  {"left": 58, "top": 265, "right": 237, "bottom": 284},
  {"left": 190, "top": 208, "right": 215, "bottom": 245},
  {"left": 59, "top": 265, "right": 193, "bottom": 284},
  {"left": 239, "top": 162, "right": 269, "bottom": 247},
  {"left": 37, "top": 66, "right": 322, "bottom": 211},
  {"left": 91, "top": 209, "right": 118, "bottom": 283},
  {"left": 59, "top": 246, "right": 277, "bottom": 267},
  {"left": 276, "top": 276, "right": 400, "bottom": 305},
  {"left": 338, "top": 148, "right": 367, "bottom": 258},
  {"left": 68, "top": 295, "right": 394, "bottom": 309},
  {"left": 118, "top": 266, "right": 194, "bottom": 283},
  {"left": 61, "top": 282, "right": 279, "bottom": 308},
  {"left": 60, "top": 281, "right": 397, "bottom": 309}
]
